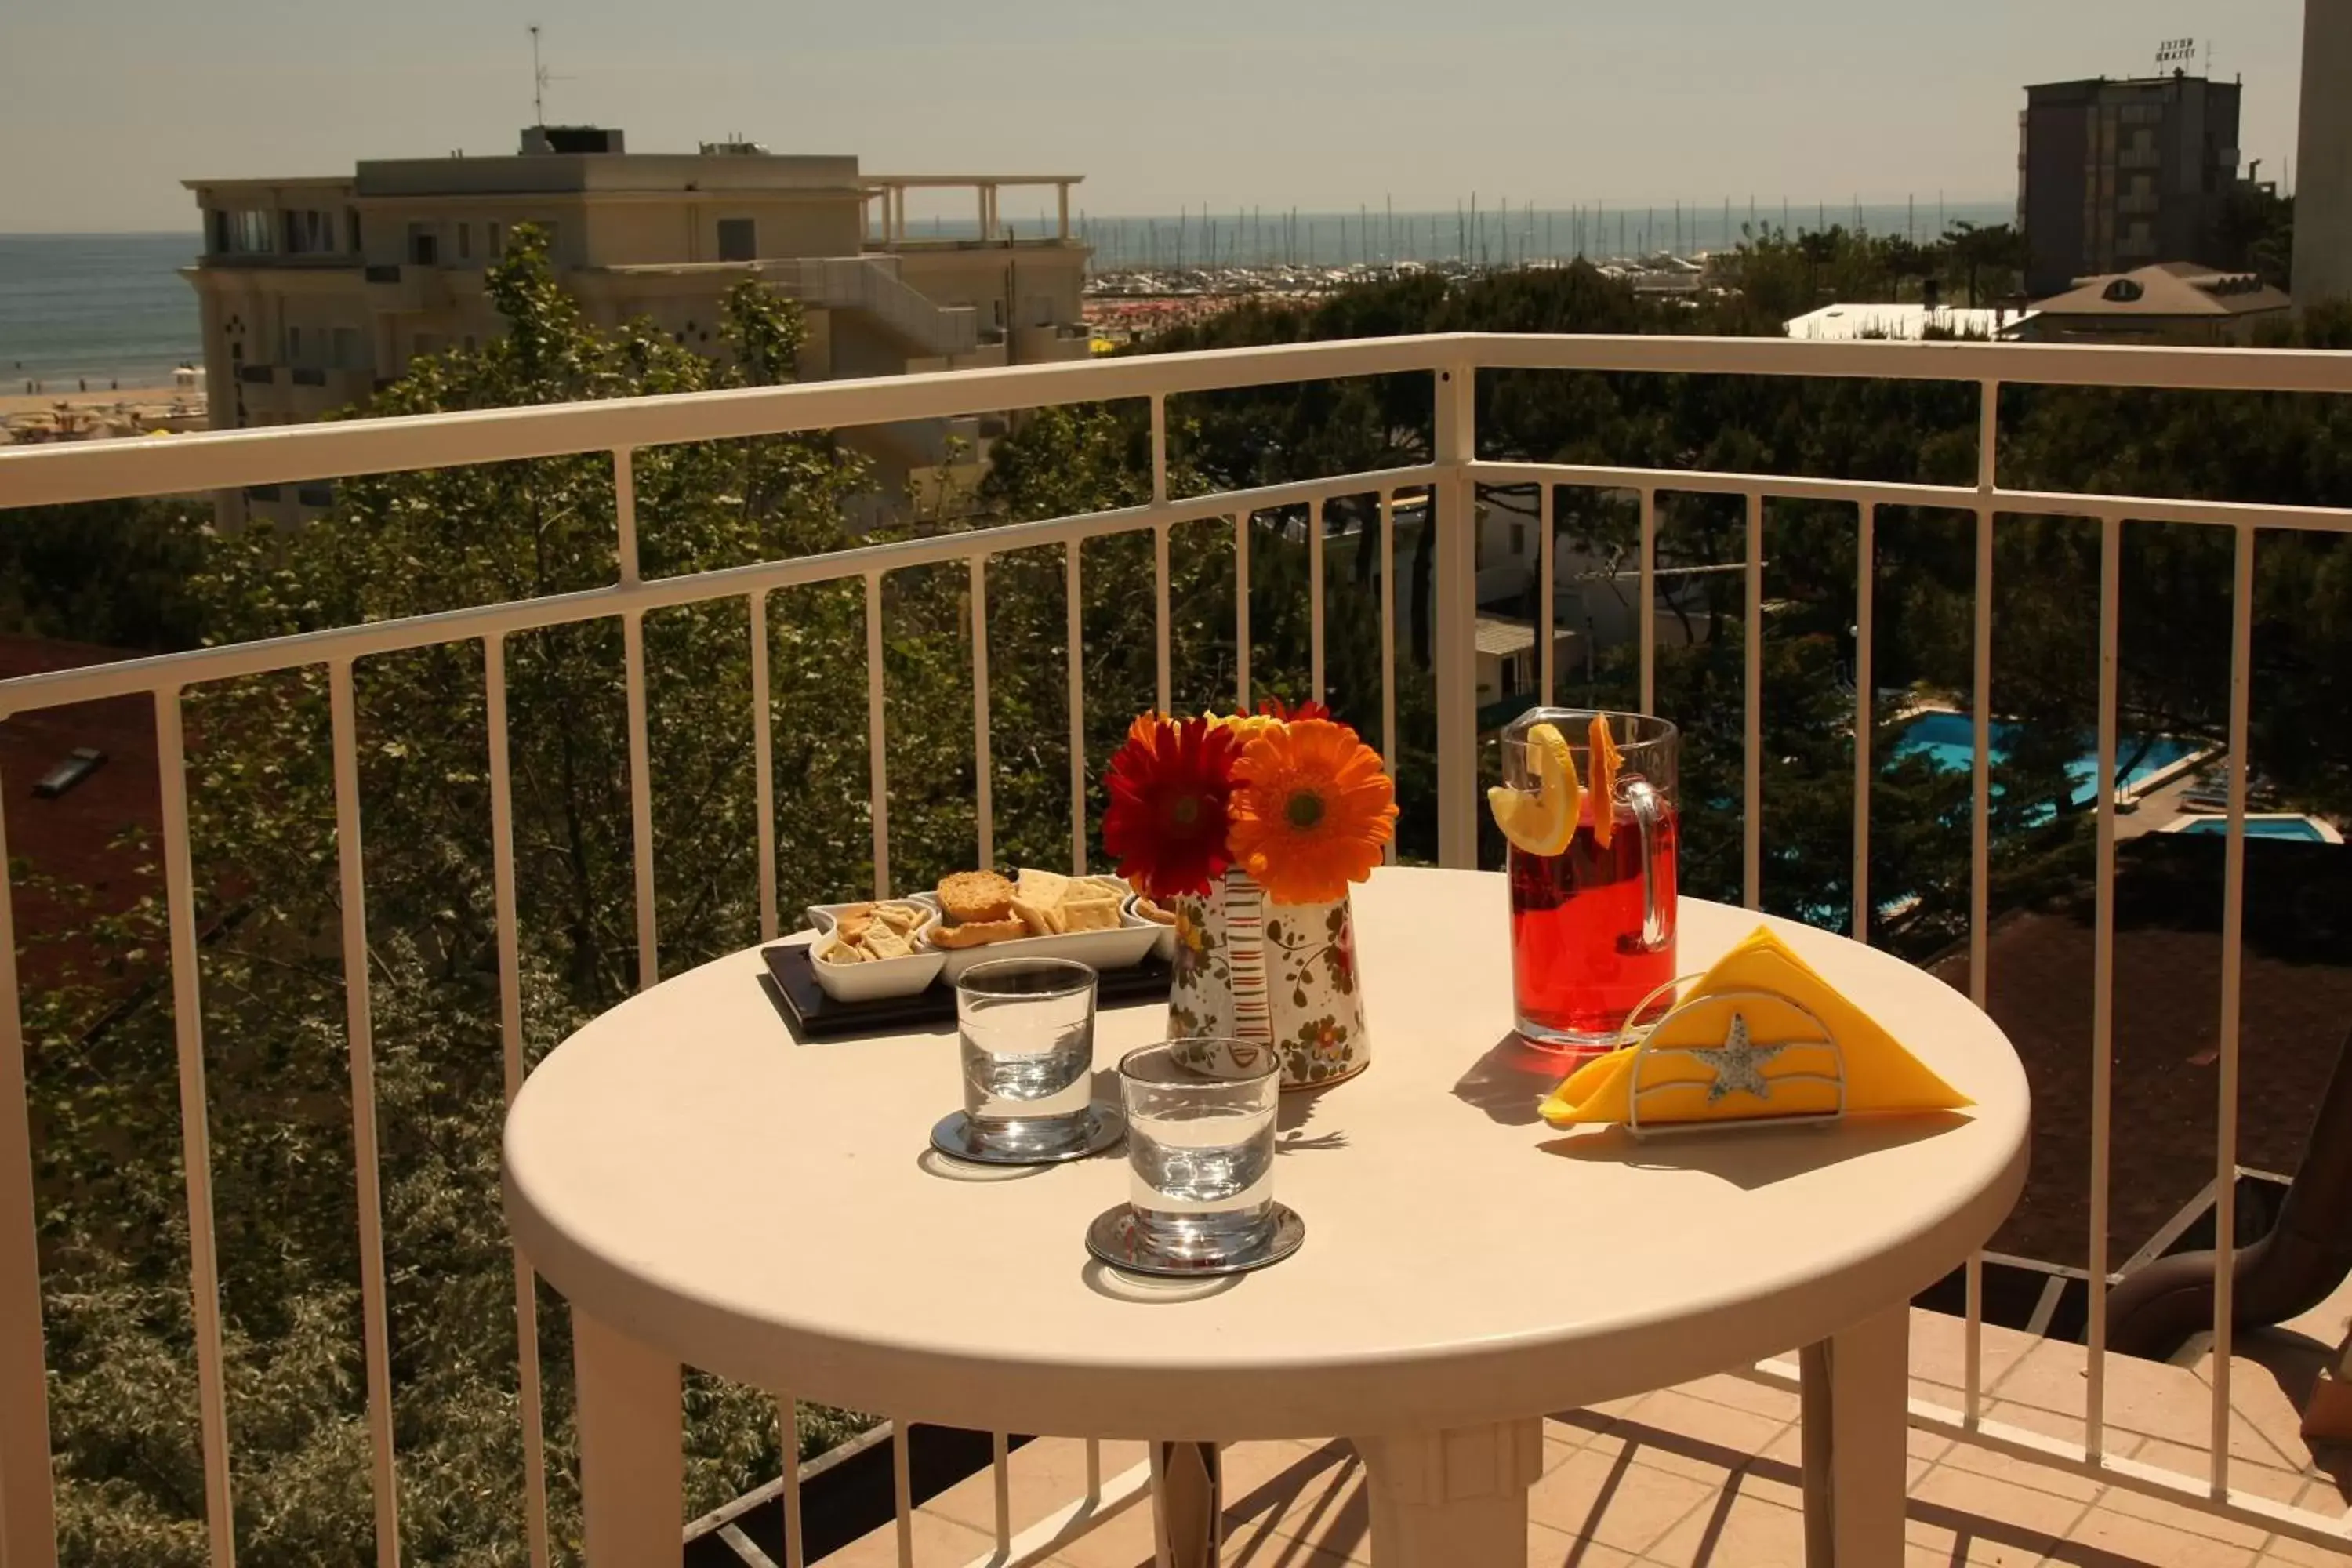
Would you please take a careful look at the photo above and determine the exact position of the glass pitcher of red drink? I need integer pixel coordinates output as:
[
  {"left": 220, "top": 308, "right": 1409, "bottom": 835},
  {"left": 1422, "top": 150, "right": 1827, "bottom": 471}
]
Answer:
[{"left": 1498, "top": 710, "right": 1679, "bottom": 1055}]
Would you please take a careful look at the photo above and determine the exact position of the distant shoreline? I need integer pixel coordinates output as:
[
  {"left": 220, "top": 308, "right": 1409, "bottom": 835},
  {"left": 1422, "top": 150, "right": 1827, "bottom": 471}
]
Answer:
[{"left": 0, "top": 230, "right": 203, "bottom": 241}]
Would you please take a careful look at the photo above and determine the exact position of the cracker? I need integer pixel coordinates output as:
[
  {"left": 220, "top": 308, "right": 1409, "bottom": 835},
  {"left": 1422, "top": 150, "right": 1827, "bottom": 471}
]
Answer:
[
  {"left": 1014, "top": 868, "right": 1072, "bottom": 909},
  {"left": 859, "top": 926, "right": 913, "bottom": 960},
  {"left": 818, "top": 935, "right": 865, "bottom": 964},
  {"left": 1134, "top": 898, "right": 1176, "bottom": 926},
  {"left": 1060, "top": 898, "right": 1123, "bottom": 933},
  {"left": 872, "top": 902, "right": 921, "bottom": 934},
  {"left": 1011, "top": 896, "right": 1060, "bottom": 938}
]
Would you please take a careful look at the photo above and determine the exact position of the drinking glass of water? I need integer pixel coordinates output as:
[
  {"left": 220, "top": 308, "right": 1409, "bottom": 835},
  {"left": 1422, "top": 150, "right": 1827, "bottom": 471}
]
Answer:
[
  {"left": 937, "top": 958, "right": 1108, "bottom": 1165},
  {"left": 1107, "top": 1037, "right": 1290, "bottom": 1271}
]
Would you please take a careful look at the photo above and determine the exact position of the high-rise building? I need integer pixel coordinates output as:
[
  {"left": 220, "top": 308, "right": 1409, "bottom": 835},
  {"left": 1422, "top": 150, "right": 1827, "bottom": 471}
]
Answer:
[
  {"left": 2295, "top": 0, "right": 2352, "bottom": 307},
  {"left": 2018, "top": 74, "right": 2243, "bottom": 297},
  {"left": 184, "top": 129, "right": 1091, "bottom": 522}
]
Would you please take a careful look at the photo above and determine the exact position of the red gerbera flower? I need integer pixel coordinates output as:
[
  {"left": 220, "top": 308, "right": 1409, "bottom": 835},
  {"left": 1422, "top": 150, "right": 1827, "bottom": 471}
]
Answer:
[
  {"left": 1103, "top": 715, "right": 1243, "bottom": 900},
  {"left": 1255, "top": 697, "right": 1333, "bottom": 724}
]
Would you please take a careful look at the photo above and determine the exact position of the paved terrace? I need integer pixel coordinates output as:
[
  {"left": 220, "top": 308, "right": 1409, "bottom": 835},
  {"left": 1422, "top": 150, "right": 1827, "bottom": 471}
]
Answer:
[{"left": 819, "top": 1314, "right": 2352, "bottom": 1568}]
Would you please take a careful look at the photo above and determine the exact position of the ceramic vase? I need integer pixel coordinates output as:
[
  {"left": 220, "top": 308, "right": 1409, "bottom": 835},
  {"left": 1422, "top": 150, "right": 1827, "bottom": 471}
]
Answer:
[{"left": 1165, "top": 867, "right": 1368, "bottom": 1090}]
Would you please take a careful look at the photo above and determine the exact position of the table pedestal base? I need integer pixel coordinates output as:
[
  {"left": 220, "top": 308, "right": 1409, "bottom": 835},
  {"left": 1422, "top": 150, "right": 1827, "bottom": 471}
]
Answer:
[
  {"left": 1153, "top": 1441, "right": 1222, "bottom": 1566},
  {"left": 1353, "top": 1417, "right": 1545, "bottom": 1566},
  {"left": 1800, "top": 1303, "right": 1909, "bottom": 1567}
]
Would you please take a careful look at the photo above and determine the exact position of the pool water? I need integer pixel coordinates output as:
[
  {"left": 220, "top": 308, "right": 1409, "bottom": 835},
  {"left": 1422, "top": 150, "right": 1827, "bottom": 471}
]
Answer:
[
  {"left": 2177, "top": 817, "right": 2330, "bottom": 842},
  {"left": 1888, "top": 710, "right": 2204, "bottom": 811}
]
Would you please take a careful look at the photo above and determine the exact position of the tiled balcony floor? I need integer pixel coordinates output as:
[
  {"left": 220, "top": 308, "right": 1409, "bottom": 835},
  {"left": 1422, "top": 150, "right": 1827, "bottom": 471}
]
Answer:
[{"left": 825, "top": 1314, "right": 2352, "bottom": 1568}]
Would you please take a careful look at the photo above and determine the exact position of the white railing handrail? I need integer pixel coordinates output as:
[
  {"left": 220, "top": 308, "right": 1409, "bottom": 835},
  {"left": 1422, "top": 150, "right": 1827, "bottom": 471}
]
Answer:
[
  {"left": 0, "top": 462, "right": 1442, "bottom": 717},
  {"left": 5, "top": 332, "right": 2352, "bottom": 510}
]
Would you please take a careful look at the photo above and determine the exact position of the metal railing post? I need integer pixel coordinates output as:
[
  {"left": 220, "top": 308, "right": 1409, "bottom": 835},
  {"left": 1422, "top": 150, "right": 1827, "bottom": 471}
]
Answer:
[
  {"left": 0, "top": 766, "right": 57, "bottom": 1567},
  {"left": 1433, "top": 361, "right": 1479, "bottom": 867}
]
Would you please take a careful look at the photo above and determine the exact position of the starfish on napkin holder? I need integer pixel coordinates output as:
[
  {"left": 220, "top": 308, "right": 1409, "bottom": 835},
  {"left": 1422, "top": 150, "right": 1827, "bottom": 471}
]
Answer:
[{"left": 1620, "top": 985, "right": 1846, "bottom": 1138}]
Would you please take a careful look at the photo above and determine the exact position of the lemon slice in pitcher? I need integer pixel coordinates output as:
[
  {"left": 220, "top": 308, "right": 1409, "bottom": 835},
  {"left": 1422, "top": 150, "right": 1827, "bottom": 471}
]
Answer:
[{"left": 1488, "top": 722, "right": 1581, "bottom": 856}]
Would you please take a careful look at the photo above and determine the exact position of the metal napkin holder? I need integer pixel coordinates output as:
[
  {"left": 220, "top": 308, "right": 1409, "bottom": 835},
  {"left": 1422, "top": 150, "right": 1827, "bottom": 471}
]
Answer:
[{"left": 1609, "top": 977, "right": 1849, "bottom": 1140}]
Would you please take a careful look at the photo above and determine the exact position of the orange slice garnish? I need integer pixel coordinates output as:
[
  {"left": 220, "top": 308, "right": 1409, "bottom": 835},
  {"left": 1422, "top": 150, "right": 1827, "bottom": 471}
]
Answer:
[{"left": 1588, "top": 716, "right": 1625, "bottom": 848}]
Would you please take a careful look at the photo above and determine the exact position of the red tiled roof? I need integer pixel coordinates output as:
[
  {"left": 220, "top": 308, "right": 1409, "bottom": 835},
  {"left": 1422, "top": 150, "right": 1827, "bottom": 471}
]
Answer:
[
  {"left": 0, "top": 636, "right": 164, "bottom": 998},
  {"left": 1930, "top": 834, "right": 2352, "bottom": 1270}
]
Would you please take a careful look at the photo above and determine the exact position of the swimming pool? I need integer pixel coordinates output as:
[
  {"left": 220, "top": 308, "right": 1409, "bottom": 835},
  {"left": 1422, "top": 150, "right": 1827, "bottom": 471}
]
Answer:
[
  {"left": 1888, "top": 710, "right": 2205, "bottom": 810},
  {"left": 2174, "top": 816, "right": 2335, "bottom": 842}
]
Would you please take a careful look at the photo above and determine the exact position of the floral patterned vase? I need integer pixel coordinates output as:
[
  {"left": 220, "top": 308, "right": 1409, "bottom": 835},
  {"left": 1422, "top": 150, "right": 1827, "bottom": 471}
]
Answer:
[{"left": 1167, "top": 868, "right": 1368, "bottom": 1090}]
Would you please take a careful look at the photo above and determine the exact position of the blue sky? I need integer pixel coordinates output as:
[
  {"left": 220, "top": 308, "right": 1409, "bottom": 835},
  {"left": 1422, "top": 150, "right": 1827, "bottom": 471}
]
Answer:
[{"left": 0, "top": 0, "right": 2307, "bottom": 232}]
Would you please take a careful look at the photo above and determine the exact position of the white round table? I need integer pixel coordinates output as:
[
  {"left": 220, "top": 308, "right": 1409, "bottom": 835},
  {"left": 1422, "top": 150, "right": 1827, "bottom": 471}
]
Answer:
[{"left": 504, "top": 867, "right": 2028, "bottom": 1566}]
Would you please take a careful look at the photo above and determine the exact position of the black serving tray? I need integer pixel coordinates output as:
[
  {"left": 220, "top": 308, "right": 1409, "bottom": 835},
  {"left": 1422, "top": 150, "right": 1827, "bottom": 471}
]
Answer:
[{"left": 760, "top": 942, "right": 1174, "bottom": 1041}]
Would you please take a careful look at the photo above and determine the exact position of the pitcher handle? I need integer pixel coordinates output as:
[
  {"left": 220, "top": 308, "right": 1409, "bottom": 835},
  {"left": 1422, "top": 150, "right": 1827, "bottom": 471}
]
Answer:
[{"left": 1624, "top": 777, "right": 1674, "bottom": 953}]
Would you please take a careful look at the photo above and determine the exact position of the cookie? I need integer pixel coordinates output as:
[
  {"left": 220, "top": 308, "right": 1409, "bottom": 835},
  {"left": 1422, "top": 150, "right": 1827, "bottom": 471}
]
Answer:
[
  {"left": 938, "top": 870, "right": 1016, "bottom": 925},
  {"left": 928, "top": 916, "right": 1028, "bottom": 949}
]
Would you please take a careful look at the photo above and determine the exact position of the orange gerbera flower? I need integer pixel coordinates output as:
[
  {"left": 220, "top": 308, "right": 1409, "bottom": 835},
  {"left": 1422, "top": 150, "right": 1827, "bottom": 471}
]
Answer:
[{"left": 1228, "top": 719, "right": 1398, "bottom": 905}]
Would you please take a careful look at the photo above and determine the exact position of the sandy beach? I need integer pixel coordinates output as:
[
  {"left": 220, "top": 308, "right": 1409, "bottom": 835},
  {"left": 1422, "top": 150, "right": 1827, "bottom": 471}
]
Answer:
[{"left": 0, "top": 383, "right": 195, "bottom": 416}]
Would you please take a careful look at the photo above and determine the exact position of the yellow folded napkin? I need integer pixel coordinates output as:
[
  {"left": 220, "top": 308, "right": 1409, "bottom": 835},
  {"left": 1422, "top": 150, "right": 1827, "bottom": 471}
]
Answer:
[{"left": 1537, "top": 926, "right": 1973, "bottom": 1129}]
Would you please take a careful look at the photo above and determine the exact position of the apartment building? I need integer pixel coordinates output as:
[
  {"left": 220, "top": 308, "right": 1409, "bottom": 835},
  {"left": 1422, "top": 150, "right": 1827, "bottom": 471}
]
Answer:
[
  {"left": 2296, "top": 0, "right": 2352, "bottom": 307},
  {"left": 2018, "top": 73, "right": 2244, "bottom": 297},
  {"left": 184, "top": 126, "right": 1091, "bottom": 521}
]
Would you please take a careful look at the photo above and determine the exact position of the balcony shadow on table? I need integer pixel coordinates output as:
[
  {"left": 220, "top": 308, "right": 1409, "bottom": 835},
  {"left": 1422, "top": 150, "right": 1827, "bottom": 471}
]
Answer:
[
  {"left": 1451, "top": 1030, "right": 1570, "bottom": 1127},
  {"left": 1276, "top": 1083, "right": 1348, "bottom": 1154},
  {"left": 1538, "top": 1111, "right": 1971, "bottom": 1191}
]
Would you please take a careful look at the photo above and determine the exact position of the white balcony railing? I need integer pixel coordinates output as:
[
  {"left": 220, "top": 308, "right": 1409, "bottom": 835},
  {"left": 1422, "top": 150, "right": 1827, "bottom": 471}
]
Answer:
[{"left": 2, "top": 332, "right": 2352, "bottom": 1567}]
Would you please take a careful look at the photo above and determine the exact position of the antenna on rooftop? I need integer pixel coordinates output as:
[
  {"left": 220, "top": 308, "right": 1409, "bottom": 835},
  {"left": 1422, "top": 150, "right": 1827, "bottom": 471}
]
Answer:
[{"left": 529, "top": 24, "right": 572, "bottom": 125}]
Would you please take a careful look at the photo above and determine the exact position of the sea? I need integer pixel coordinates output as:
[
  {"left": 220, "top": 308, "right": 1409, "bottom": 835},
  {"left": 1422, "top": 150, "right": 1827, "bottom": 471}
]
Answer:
[
  {"left": 0, "top": 233, "right": 203, "bottom": 391},
  {"left": 0, "top": 200, "right": 2016, "bottom": 390}
]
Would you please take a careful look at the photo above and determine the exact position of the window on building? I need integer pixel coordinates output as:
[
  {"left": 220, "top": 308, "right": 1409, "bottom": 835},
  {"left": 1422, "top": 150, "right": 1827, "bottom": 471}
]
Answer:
[
  {"left": 331, "top": 327, "right": 363, "bottom": 369},
  {"left": 216, "top": 209, "right": 274, "bottom": 255},
  {"left": 458, "top": 223, "right": 472, "bottom": 260},
  {"left": 286, "top": 325, "right": 304, "bottom": 363},
  {"left": 347, "top": 210, "right": 361, "bottom": 252},
  {"left": 407, "top": 224, "right": 439, "bottom": 266},
  {"left": 1029, "top": 293, "right": 1054, "bottom": 327},
  {"left": 488, "top": 222, "right": 503, "bottom": 258},
  {"left": 717, "top": 218, "right": 757, "bottom": 262},
  {"left": 283, "top": 210, "right": 336, "bottom": 254}
]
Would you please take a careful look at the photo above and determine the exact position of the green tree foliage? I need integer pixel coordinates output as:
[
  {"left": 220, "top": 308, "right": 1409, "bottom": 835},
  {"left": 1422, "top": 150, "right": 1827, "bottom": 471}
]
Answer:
[
  {"left": 31, "top": 230, "right": 918, "bottom": 1566},
  {"left": 0, "top": 498, "right": 209, "bottom": 652}
]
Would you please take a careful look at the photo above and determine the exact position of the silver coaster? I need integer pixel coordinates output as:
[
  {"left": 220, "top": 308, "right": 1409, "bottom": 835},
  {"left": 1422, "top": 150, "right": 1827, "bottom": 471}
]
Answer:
[
  {"left": 1084, "top": 1203, "right": 1306, "bottom": 1278},
  {"left": 929, "top": 1105, "right": 1125, "bottom": 1167}
]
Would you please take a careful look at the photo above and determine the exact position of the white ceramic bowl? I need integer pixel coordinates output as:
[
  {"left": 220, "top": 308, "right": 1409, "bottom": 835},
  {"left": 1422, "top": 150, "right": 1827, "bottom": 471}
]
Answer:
[
  {"left": 802, "top": 900, "right": 947, "bottom": 1002},
  {"left": 912, "top": 875, "right": 1161, "bottom": 982},
  {"left": 1128, "top": 892, "right": 1178, "bottom": 964}
]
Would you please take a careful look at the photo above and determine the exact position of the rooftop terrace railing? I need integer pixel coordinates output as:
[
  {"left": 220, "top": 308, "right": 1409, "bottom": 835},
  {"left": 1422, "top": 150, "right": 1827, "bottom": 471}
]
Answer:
[{"left": 2, "top": 332, "right": 2351, "bottom": 1566}]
